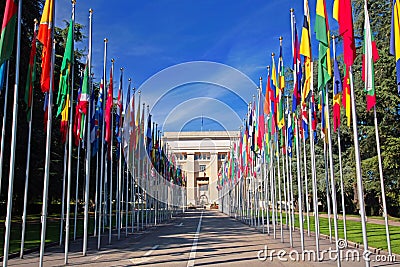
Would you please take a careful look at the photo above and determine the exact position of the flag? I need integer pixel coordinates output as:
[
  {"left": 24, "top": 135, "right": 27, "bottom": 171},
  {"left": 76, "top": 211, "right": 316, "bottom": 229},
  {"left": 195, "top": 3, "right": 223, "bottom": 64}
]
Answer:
[
  {"left": 363, "top": 1, "right": 379, "bottom": 111},
  {"left": 122, "top": 79, "right": 131, "bottom": 155},
  {"left": 43, "top": 92, "right": 49, "bottom": 130},
  {"left": 105, "top": 68, "right": 113, "bottom": 148},
  {"left": 270, "top": 55, "right": 278, "bottom": 135},
  {"left": 24, "top": 27, "right": 37, "bottom": 121},
  {"left": 96, "top": 78, "right": 104, "bottom": 131},
  {"left": 292, "top": 22, "right": 302, "bottom": 112},
  {"left": 311, "top": 92, "right": 318, "bottom": 141},
  {"left": 0, "top": 0, "right": 17, "bottom": 67},
  {"left": 37, "top": 0, "right": 54, "bottom": 93},
  {"left": 277, "top": 42, "right": 285, "bottom": 129},
  {"left": 115, "top": 71, "right": 123, "bottom": 143},
  {"left": 391, "top": 0, "right": 400, "bottom": 94},
  {"left": 264, "top": 67, "right": 271, "bottom": 115},
  {"left": 301, "top": 103, "right": 309, "bottom": 140},
  {"left": 333, "top": 55, "right": 342, "bottom": 132},
  {"left": 135, "top": 93, "right": 141, "bottom": 150},
  {"left": 300, "top": 0, "right": 312, "bottom": 104},
  {"left": 56, "top": 18, "right": 74, "bottom": 117},
  {"left": 257, "top": 86, "right": 265, "bottom": 152},
  {"left": 333, "top": 0, "right": 356, "bottom": 67},
  {"left": 146, "top": 114, "right": 152, "bottom": 155},
  {"left": 315, "top": 0, "right": 332, "bottom": 91},
  {"left": 60, "top": 94, "right": 70, "bottom": 143},
  {"left": 287, "top": 113, "right": 293, "bottom": 157},
  {"left": 90, "top": 83, "right": 98, "bottom": 156},
  {"left": 73, "top": 60, "right": 89, "bottom": 145},
  {"left": 0, "top": 63, "right": 5, "bottom": 90}
]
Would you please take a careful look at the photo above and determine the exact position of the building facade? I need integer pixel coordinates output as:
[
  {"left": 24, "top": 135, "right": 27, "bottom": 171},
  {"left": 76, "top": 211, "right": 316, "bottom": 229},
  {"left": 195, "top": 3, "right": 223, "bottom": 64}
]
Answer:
[{"left": 162, "top": 131, "right": 239, "bottom": 207}]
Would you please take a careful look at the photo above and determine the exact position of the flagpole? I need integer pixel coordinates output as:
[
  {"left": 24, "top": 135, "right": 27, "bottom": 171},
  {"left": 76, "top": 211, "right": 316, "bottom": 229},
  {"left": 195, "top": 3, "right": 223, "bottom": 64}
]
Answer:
[
  {"left": 309, "top": 91, "right": 320, "bottom": 257},
  {"left": 333, "top": 33, "right": 349, "bottom": 242},
  {"left": 82, "top": 7, "right": 93, "bottom": 256},
  {"left": 92, "top": 72, "right": 98, "bottom": 238},
  {"left": 141, "top": 102, "right": 145, "bottom": 229},
  {"left": 39, "top": 20, "right": 56, "bottom": 267},
  {"left": 20, "top": 20, "right": 38, "bottom": 259},
  {"left": 109, "top": 58, "right": 115, "bottom": 245},
  {"left": 0, "top": 60, "right": 10, "bottom": 196},
  {"left": 349, "top": 66, "right": 370, "bottom": 267},
  {"left": 2, "top": 0, "right": 22, "bottom": 264},
  {"left": 64, "top": 2, "right": 76, "bottom": 263},
  {"left": 60, "top": 135, "right": 68, "bottom": 246},
  {"left": 325, "top": 83, "right": 341, "bottom": 265},
  {"left": 373, "top": 106, "right": 392, "bottom": 255},
  {"left": 295, "top": 114, "right": 304, "bottom": 251},
  {"left": 117, "top": 67, "right": 124, "bottom": 240},
  {"left": 323, "top": 135, "right": 332, "bottom": 242},
  {"left": 98, "top": 38, "right": 108, "bottom": 250},
  {"left": 74, "top": 141, "right": 81, "bottom": 240}
]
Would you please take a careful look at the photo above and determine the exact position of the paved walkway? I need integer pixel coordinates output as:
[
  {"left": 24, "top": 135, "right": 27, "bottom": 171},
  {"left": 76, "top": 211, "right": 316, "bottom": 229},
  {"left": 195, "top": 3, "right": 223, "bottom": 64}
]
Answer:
[{"left": 5, "top": 210, "right": 400, "bottom": 266}]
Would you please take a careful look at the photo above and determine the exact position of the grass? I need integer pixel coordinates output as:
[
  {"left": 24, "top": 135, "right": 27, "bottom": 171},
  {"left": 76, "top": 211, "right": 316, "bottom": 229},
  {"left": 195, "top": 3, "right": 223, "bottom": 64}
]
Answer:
[
  {"left": 259, "top": 211, "right": 400, "bottom": 255},
  {"left": 0, "top": 209, "right": 166, "bottom": 257},
  {"left": 0, "top": 214, "right": 95, "bottom": 257}
]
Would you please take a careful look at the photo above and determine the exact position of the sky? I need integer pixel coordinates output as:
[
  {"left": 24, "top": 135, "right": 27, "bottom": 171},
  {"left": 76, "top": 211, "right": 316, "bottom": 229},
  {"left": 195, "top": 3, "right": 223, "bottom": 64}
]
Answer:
[{"left": 55, "top": 0, "right": 336, "bottom": 132}]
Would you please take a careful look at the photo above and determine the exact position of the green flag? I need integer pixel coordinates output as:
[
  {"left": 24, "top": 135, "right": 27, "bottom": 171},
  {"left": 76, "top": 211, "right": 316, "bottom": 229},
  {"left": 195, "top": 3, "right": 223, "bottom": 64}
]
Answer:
[{"left": 57, "top": 18, "right": 74, "bottom": 117}]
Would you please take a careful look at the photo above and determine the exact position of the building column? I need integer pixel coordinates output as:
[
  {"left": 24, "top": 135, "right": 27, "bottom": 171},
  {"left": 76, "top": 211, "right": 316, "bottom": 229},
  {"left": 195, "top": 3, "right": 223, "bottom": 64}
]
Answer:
[
  {"left": 186, "top": 153, "right": 196, "bottom": 206},
  {"left": 209, "top": 152, "right": 219, "bottom": 204}
]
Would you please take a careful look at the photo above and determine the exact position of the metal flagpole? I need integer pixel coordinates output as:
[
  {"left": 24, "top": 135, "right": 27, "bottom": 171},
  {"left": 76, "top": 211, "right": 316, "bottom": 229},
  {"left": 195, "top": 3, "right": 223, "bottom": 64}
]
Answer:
[
  {"left": 20, "top": 84, "right": 34, "bottom": 259},
  {"left": 65, "top": 2, "right": 76, "bottom": 262},
  {"left": 309, "top": 92, "right": 320, "bottom": 257},
  {"left": 2, "top": 1, "right": 23, "bottom": 263},
  {"left": 92, "top": 71, "right": 98, "bottom": 238},
  {"left": 83, "top": 7, "right": 93, "bottom": 256},
  {"left": 0, "top": 60, "right": 10, "bottom": 195},
  {"left": 109, "top": 59, "right": 115, "bottom": 244},
  {"left": 117, "top": 67, "right": 123, "bottom": 240},
  {"left": 276, "top": 135, "right": 283, "bottom": 242},
  {"left": 349, "top": 65, "right": 369, "bottom": 267},
  {"left": 131, "top": 88, "right": 136, "bottom": 233},
  {"left": 295, "top": 115, "right": 304, "bottom": 251},
  {"left": 285, "top": 113, "right": 292, "bottom": 247},
  {"left": 323, "top": 136, "right": 332, "bottom": 242},
  {"left": 97, "top": 38, "right": 108, "bottom": 250},
  {"left": 331, "top": 35, "right": 347, "bottom": 243},
  {"left": 60, "top": 131, "right": 68, "bottom": 246},
  {"left": 39, "top": 25, "right": 56, "bottom": 267},
  {"left": 20, "top": 20, "right": 38, "bottom": 258},
  {"left": 146, "top": 105, "right": 150, "bottom": 228},
  {"left": 141, "top": 104, "right": 145, "bottom": 229},
  {"left": 74, "top": 141, "right": 81, "bottom": 240},
  {"left": 325, "top": 85, "right": 341, "bottom": 266},
  {"left": 373, "top": 106, "right": 392, "bottom": 255},
  {"left": 302, "top": 129, "right": 310, "bottom": 236}
]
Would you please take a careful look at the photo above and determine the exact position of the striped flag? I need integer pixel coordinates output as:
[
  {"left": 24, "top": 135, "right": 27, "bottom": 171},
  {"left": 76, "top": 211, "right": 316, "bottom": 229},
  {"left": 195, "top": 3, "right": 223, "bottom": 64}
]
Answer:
[
  {"left": 0, "top": 0, "right": 17, "bottom": 67},
  {"left": 333, "top": 54, "right": 343, "bottom": 132},
  {"left": 37, "top": 0, "right": 54, "bottom": 93},
  {"left": 315, "top": 0, "right": 332, "bottom": 91},
  {"left": 300, "top": 0, "right": 312, "bottom": 104},
  {"left": 363, "top": 0, "right": 379, "bottom": 111}
]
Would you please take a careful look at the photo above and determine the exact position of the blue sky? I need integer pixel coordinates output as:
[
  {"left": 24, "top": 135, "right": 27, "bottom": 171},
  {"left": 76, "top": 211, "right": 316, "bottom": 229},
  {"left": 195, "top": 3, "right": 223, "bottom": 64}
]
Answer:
[{"left": 55, "top": 0, "right": 336, "bottom": 132}]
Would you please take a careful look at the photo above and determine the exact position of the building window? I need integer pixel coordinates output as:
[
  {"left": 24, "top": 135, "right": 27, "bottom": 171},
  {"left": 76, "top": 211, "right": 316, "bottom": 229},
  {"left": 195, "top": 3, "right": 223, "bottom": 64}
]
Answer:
[{"left": 200, "top": 165, "right": 206, "bottom": 172}]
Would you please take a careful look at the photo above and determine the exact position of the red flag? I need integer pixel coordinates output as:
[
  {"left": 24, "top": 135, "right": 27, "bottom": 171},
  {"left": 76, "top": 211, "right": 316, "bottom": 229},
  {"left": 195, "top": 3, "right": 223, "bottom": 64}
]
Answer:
[
  {"left": 37, "top": 0, "right": 54, "bottom": 93},
  {"left": 335, "top": 0, "right": 356, "bottom": 67},
  {"left": 105, "top": 68, "right": 113, "bottom": 149}
]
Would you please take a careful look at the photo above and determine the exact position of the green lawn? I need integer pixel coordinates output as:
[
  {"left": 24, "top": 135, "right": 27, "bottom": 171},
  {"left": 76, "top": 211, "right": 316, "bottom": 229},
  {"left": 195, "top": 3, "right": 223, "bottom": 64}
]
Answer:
[
  {"left": 261, "top": 211, "right": 400, "bottom": 255},
  {"left": 0, "top": 214, "right": 95, "bottom": 257},
  {"left": 0, "top": 209, "right": 164, "bottom": 257}
]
